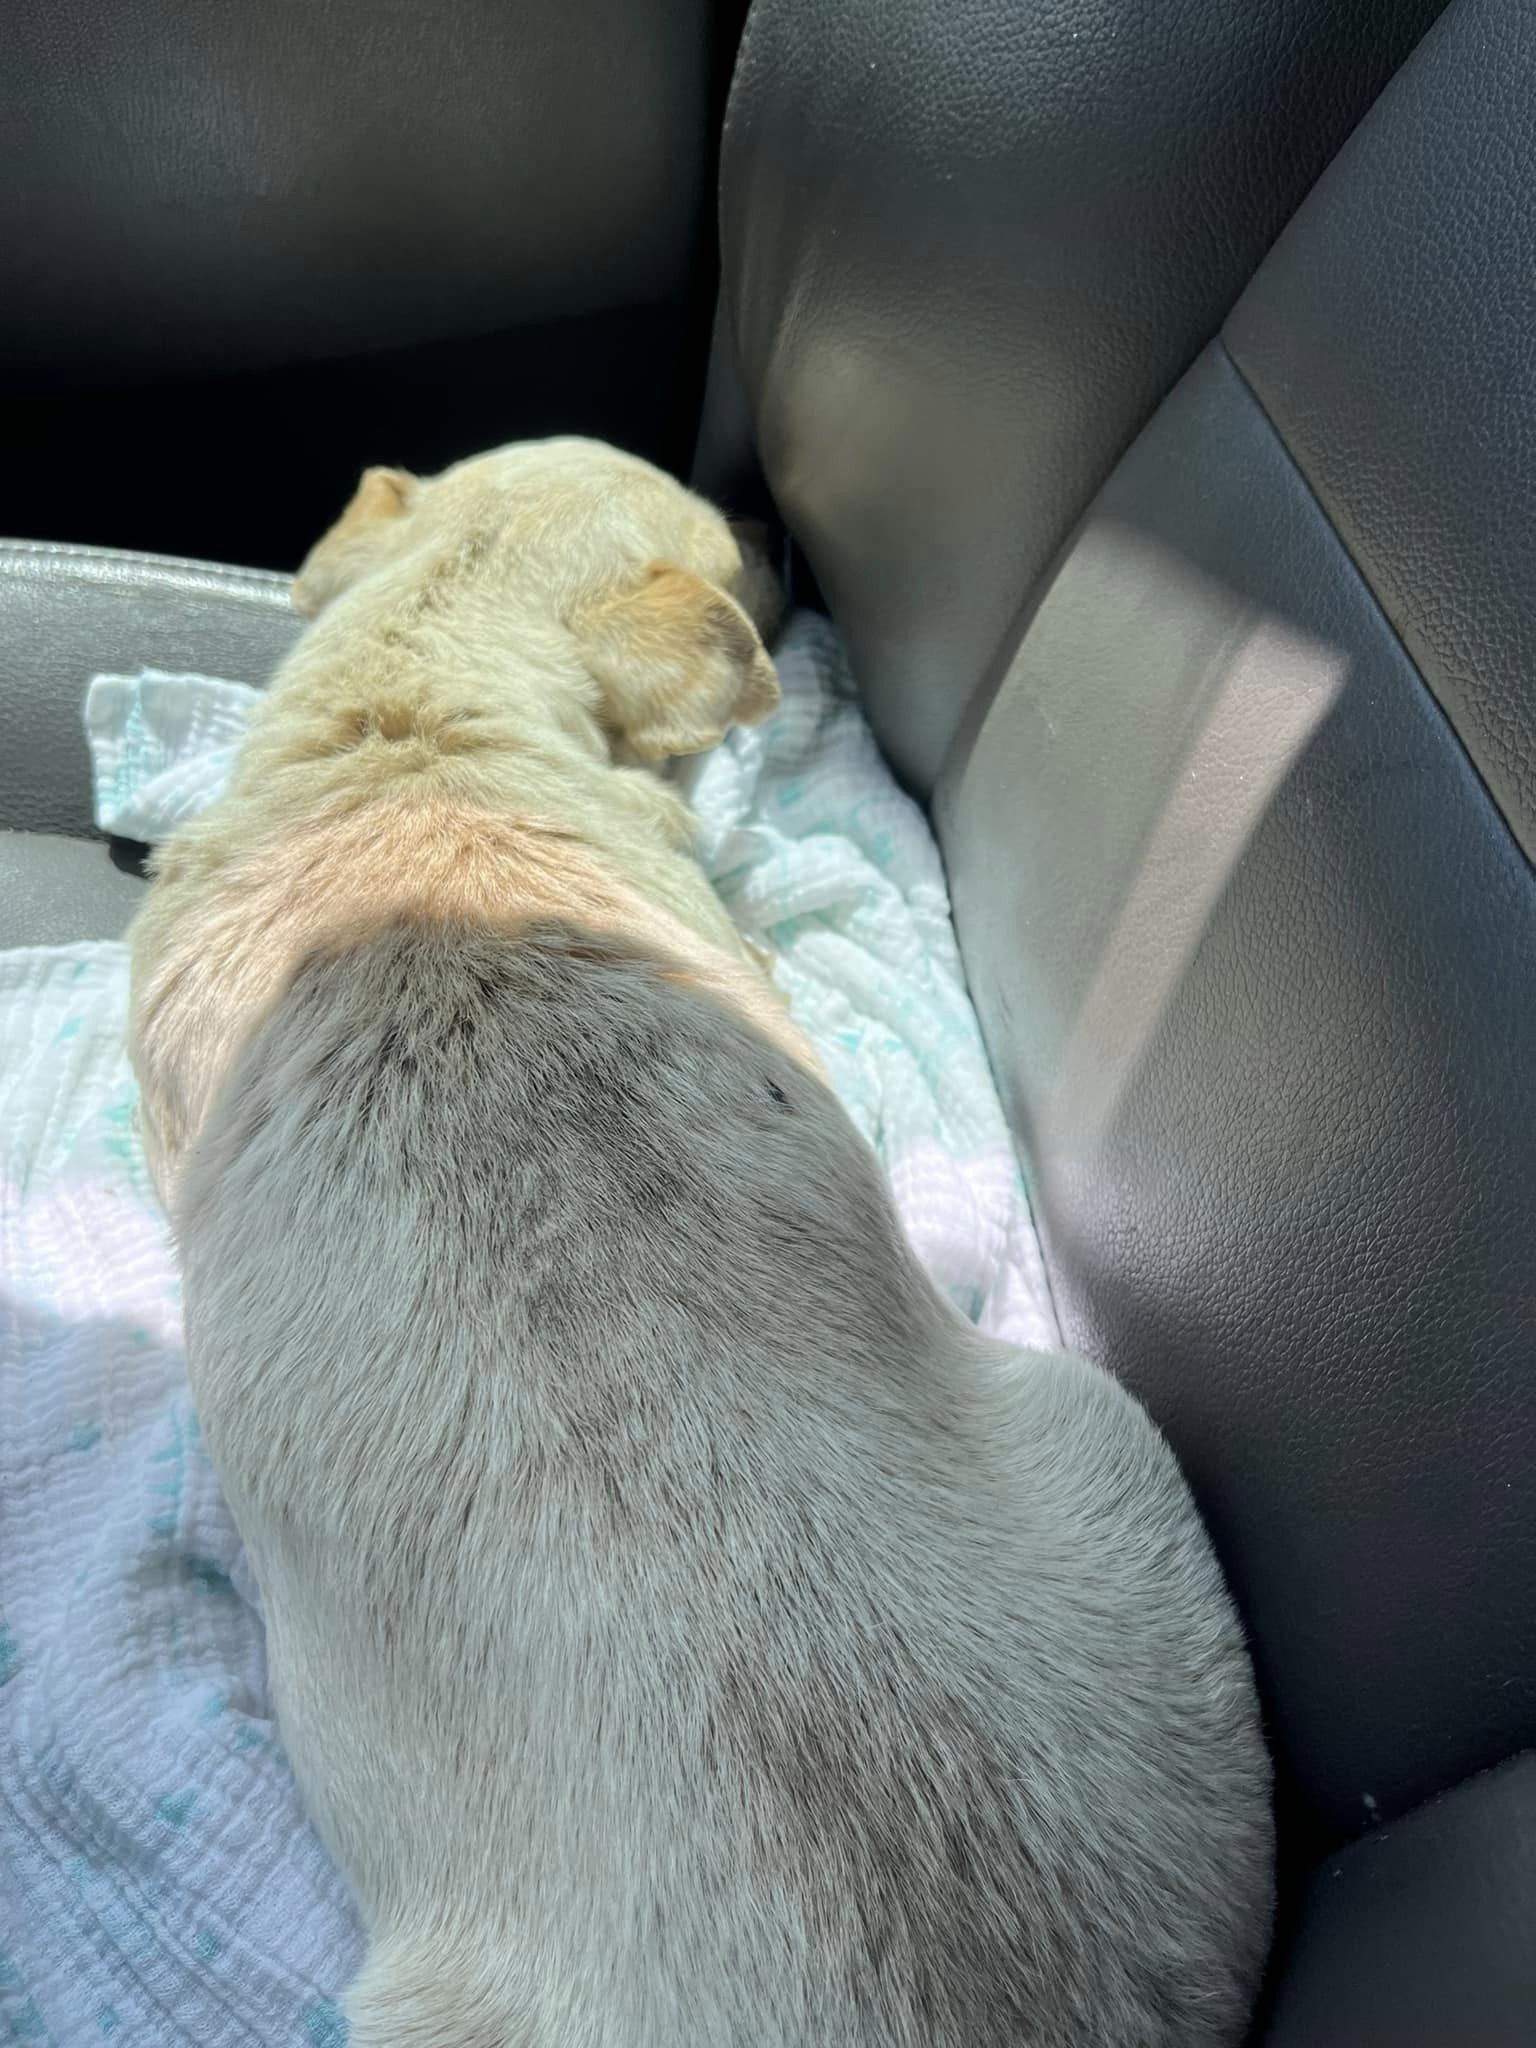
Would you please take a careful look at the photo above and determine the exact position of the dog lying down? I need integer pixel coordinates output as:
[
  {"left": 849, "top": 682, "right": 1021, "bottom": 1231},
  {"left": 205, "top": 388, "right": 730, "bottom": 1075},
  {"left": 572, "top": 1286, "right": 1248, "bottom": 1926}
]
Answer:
[{"left": 127, "top": 439, "right": 1273, "bottom": 2046}]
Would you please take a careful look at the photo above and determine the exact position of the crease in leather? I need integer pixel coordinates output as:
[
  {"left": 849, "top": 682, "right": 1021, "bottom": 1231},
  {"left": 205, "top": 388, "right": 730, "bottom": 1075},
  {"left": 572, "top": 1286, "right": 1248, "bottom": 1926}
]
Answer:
[
  {"left": 1222, "top": 0, "right": 1536, "bottom": 866},
  {"left": 1259, "top": 1749, "right": 1536, "bottom": 2046},
  {"left": 1212, "top": 338, "right": 1535, "bottom": 879}
]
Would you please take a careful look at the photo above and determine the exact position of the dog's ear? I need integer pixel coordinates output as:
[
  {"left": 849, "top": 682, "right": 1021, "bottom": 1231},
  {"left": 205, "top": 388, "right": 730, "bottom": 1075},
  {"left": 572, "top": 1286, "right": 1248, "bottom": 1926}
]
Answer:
[
  {"left": 292, "top": 467, "right": 418, "bottom": 618},
  {"left": 572, "top": 563, "right": 780, "bottom": 761}
]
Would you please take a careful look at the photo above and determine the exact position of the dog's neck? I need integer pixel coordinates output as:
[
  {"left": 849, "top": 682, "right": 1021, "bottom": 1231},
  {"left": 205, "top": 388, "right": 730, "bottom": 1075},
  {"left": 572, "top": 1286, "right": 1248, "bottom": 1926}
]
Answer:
[
  {"left": 231, "top": 556, "right": 698, "bottom": 860},
  {"left": 204, "top": 548, "right": 761, "bottom": 972}
]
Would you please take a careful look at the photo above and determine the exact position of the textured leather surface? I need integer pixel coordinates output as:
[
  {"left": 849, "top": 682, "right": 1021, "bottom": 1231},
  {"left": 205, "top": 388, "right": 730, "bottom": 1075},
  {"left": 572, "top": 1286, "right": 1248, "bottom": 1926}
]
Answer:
[
  {"left": 11, "top": 306, "right": 727, "bottom": 573},
  {"left": 939, "top": 343, "right": 1536, "bottom": 1846},
  {"left": 0, "top": 832, "right": 147, "bottom": 949},
  {"left": 0, "top": 541, "right": 300, "bottom": 841},
  {"left": 1, "top": 0, "right": 747, "bottom": 563},
  {"left": 720, "top": 0, "right": 1447, "bottom": 789},
  {"left": 1227, "top": 0, "right": 1536, "bottom": 862},
  {"left": 1262, "top": 1753, "right": 1536, "bottom": 2046},
  {"left": 2, "top": 0, "right": 720, "bottom": 391}
]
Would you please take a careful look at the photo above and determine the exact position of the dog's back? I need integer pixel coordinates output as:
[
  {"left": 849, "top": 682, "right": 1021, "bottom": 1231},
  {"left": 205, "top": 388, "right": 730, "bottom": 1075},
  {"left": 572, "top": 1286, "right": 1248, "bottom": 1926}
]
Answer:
[{"left": 177, "top": 919, "right": 1271, "bottom": 2048}]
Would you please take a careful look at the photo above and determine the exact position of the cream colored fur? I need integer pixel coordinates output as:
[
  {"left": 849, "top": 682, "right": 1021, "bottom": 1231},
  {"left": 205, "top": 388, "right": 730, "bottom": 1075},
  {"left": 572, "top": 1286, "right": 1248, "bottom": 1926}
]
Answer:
[{"left": 128, "top": 437, "right": 807, "bottom": 1200}]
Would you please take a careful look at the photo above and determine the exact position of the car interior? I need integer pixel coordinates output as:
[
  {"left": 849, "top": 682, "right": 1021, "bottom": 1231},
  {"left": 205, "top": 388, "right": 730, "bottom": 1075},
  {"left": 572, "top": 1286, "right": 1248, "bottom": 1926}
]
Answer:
[{"left": 3, "top": 0, "right": 1533, "bottom": 2038}]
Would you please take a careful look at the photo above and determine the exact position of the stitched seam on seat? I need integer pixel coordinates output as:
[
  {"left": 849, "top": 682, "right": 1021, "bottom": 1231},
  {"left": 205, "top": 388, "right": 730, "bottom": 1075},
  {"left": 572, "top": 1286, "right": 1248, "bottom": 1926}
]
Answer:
[
  {"left": 0, "top": 538, "right": 291, "bottom": 604},
  {"left": 1217, "top": 335, "right": 1534, "bottom": 875}
]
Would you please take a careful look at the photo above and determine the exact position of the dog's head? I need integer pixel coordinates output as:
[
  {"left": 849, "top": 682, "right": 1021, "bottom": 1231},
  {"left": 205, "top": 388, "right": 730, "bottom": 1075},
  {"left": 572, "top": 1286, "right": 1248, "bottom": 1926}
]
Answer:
[{"left": 292, "top": 439, "right": 783, "bottom": 762}]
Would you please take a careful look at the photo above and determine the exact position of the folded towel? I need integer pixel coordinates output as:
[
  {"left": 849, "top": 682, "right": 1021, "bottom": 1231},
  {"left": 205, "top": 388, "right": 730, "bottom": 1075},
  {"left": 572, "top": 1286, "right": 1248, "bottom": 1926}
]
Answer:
[{"left": 0, "top": 608, "right": 1054, "bottom": 2045}]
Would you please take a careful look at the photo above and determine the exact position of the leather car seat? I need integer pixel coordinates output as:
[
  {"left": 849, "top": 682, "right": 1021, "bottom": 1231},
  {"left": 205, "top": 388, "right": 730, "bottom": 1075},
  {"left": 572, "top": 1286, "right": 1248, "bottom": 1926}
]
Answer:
[
  {"left": 2, "top": 0, "right": 1532, "bottom": 2038},
  {"left": 717, "top": 0, "right": 1536, "bottom": 2037},
  {"left": 0, "top": 543, "right": 301, "bottom": 946},
  {"left": 0, "top": 0, "right": 744, "bottom": 936},
  {"left": 0, "top": 0, "right": 746, "bottom": 568}
]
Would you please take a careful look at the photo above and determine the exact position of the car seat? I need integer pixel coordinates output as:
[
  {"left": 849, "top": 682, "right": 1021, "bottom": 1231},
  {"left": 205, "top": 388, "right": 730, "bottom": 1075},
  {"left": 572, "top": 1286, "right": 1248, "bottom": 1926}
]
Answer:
[{"left": 2, "top": 0, "right": 1531, "bottom": 2037}]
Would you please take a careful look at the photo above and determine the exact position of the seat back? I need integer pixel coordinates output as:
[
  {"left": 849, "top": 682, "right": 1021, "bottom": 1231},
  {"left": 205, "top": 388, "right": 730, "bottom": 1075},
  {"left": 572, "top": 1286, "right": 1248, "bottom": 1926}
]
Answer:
[
  {"left": 1, "top": 0, "right": 746, "bottom": 565},
  {"left": 721, "top": 0, "right": 1536, "bottom": 2032}
]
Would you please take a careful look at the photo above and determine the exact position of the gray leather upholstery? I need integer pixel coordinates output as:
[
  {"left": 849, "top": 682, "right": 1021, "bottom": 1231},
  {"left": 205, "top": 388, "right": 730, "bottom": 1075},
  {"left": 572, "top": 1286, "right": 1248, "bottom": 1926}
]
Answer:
[
  {"left": 721, "top": 0, "right": 1447, "bottom": 789},
  {"left": 4, "top": 0, "right": 720, "bottom": 391},
  {"left": 717, "top": 0, "right": 1536, "bottom": 2027},
  {"left": 0, "top": 833, "right": 150, "bottom": 948},
  {"left": 0, "top": 541, "right": 301, "bottom": 946},
  {"left": 4, "top": 0, "right": 1530, "bottom": 2029},
  {"left": 3, "top": 0, "right": 744, "bottom": 564},
  {"left": 1226, "top": 0, "right": 1536, "bottom": 862},
  {"left": 941, "top": 339, "right": 1536, "bottom": 1844},
  {"left": 1262, "top": 1752, "right": 1536, "bottom": 2046},
  {"left": 0, "top": 542, "right": 299, "bottom": 842}
]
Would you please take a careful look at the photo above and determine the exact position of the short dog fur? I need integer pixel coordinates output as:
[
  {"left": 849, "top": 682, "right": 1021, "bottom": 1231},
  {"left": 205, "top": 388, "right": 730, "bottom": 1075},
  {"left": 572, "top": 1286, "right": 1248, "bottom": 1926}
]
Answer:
[
  {"left": 134, "top": 440, "right": 1274, "bottom": 2045},
  {"left": 129, "top": 438, "right": 804, "bottom": 1202}
]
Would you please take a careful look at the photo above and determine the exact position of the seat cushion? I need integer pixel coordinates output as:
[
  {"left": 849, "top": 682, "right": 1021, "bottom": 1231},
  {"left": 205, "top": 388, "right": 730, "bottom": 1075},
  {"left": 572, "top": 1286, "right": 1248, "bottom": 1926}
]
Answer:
[
  {"left": 0, "top": 831, "right": 151, "bottom": 947},
  {"left": 0, "top": 540, "right": 301, "bottom": 948},
  {"left": 1262, "top": 1751, "right": 1536, "bottom": 2046}
]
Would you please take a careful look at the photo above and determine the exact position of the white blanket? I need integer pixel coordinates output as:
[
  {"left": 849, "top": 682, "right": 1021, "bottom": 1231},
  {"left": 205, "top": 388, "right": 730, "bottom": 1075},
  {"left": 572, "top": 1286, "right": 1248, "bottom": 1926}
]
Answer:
[{"left": 0, "top": 608, "right": 1054, "bottom": 2044}]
